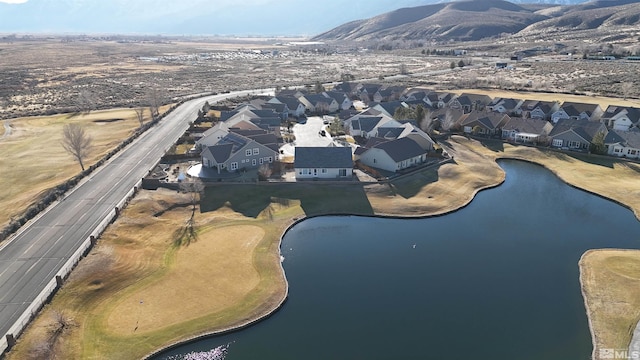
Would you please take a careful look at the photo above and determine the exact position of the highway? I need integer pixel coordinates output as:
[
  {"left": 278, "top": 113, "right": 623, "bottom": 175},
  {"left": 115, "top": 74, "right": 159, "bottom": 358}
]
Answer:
[{"left": 0, "top": 88, "right": 271, "bottom": 352}]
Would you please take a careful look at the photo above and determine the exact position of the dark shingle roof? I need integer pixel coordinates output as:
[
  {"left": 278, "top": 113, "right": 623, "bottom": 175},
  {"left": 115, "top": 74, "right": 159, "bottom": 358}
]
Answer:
[
  {"left": 502, "top": 117, "right": 549, "bottom": 134},
  {"left": 205, "top": 143, "right": 234, "bottom": 163},
  {"left": 294, "top": 147, "right": 353, "bottom": 168},
  {"left": 354, "top": 116, "right": 384, "bottom": 132},
  {"left": 605, "top": 129, "right": 640, "bottom": 148},
  {"left": 549, "top": 119, "right": 607, "bottom": 141},
  {"left": 373, "top": 137, "right": 426, "bottom": 162}
]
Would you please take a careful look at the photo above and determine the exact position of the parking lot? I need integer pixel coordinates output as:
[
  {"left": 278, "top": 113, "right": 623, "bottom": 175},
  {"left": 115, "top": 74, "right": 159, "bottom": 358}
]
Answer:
[{"left": 280, "top": 116, "right": 333, "bottom": 158}]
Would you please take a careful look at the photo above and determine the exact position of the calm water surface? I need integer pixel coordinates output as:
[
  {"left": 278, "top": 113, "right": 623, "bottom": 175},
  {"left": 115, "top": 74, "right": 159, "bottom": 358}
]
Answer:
[{"left": 158, "top": 160, "right": 640, "bottom": 360}]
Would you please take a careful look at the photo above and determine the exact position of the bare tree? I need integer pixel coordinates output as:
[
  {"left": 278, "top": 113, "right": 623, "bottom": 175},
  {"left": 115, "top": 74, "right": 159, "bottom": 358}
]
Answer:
[
  {"left": 74, "top": 89, "right": 95, "bottom": 114},
  {"left": 61, "top": 123, "right": 92, "bottom": 171},
  {"left": 621, "top": 82, "right": 634, "bottom": 100},
  {"left": 134, "top": 107, "right": 146, "bottom": 127},
  {"left": 147, "top": 87, "right": 164, "bottom": 119},
  {"left": 441, "top": 109, "right": 456, "bottom": 132},
  {"left": 175, "top": 178, "right": 205, "bottom": 246},
  {"left": 258, "top": 164, "right": 273, "bottom": 181}
]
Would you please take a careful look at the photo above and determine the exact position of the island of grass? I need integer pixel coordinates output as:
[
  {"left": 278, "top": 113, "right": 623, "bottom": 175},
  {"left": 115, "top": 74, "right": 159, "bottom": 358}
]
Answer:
[{"left": 6, "top": 135, "right": 640, "bottom": 359}]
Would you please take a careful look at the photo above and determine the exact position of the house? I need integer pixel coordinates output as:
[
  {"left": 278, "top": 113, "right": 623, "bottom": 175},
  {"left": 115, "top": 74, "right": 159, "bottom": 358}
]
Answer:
[
  {"left": 196, "top": 120, "right": 262, "bottom": 148},
  {"left": 268, "top": 96, "right": 306, "bottom": 118},
  {"left": 373, "top": 86, "right": 406, "bottom": 103},
  {"left": 262, "top": 102, "right": 289, "bottom": 120},
  {"left": 332, "top": 82, "right": 359, "bottom": 97},
  {"left": 605, "top": 129, "right": 640, "bottom": 159},
  {"left": 548, "top": 118, "right": 608, "bottom": 150},
  {"left": 299, "top": 94, "right": 339, "bottom": 114},
  {"left": 601, "top": 106, "right": 640, "bottom": 131},
  {"left": 201, "top": 132, "right": 278, "bottom": 174},
  {"left": 551, "top": 102, "right": 604, "bottom": 123},
  {"left": 402, "top": 90, "right": 428, "bottom": 102},
  {"left": 370, "top": 101, "right": 409, "bottom": 118},
  {"left": 294, "top": 147, "right": 353, "bottom": 180},
  {"left": 345, "top": 113, "right": 395, "bottom": 139},
  {"left": 448, "top": 93, "right": 493, "bottom": 113},
  {"left": 358, "top": 83, "right": 383, "bottom": 104},
  {"left": 323, "top": 91, "right": 353, "bottom": 111},
  {"left": 459, "top": 111, "right": 510, "bottom": 136},
  {"left": 521, "top": 100, "right": 560, "bottom": 120},
  {"left": 488, "top": 98, "right": 523, "bottom": 115},
  {"left": 501, "top": 117, "right": 553, "bottom": 144},
  {"left": 358, "top": 137, "right": 429, "bottom": 173}
]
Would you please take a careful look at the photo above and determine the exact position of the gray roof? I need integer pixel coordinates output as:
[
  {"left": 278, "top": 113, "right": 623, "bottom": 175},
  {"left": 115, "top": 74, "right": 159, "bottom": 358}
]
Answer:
[
  {"left": 304, "top": 94, "right": 335, "bottom": 106},
  {"left": 204, "top": 143, "right": 233, "bottom": 163},
  {"left": 373, "top": 137, "right": 426, "bottom": 162},
  {"left": 605, "top": 129, "right": 640, "bottom": 148},
  {"left": 294, "top": 147, "right": 353, "bottom": 169},
  {"left": 276, "top": 96, "right": 303, "bottom": 110},
  {"left": 502, "top": 117, "right": 550, "bottom": 134},
  {"left": 603, "top": 106, "right": 640, "bottom": 123},
  {"left": 549, "top": 119, "right": 607, "bottom": 141},
  {"left": 324, "top": 91, "right": 348, "bottom": 103},
  {"left": 353, "top": 116, "right": 384, "bottom": 132},
  {"left": 377, "top": 127, "right": 405, "bottom": 139}
]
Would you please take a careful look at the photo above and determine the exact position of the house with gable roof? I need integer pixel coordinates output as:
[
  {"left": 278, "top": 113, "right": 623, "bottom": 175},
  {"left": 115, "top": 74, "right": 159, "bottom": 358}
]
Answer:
[
  {"left": 501, "top": 117, "right": 553, "bottom": 144},
  {"left": 268, "top": 96, "right": 306, "bottom": 118},
  {"left": 601, "top": 106, "right": 640, "bottom": 131},
  {"left": 605, "top": 129, "right": 640, "bottom": 159},
  {"left": 549, "top": 118, "right": 608, "bottom": 150},
  {"left": 358, "top": 83, "right": 383, "bottom": 104},
  {"left": 358, "top": 137, "right": 429, "bottom": 173},
  {"left": 521, "top": 100, "right": 560, "bottom": 120},
  {"left": 370, "top": 100, "right": 409, "bottom": 118},
  {"left": 201, "top": 132, "right": 279, "bottom": 174},
  {"left": 551, "top": 102, "right": 603, "bottom": 124},
  {"left": 488, "top": 98, "right": 523, "bottom": 115},
  {"left": 459, "top": 110, "right": 510, "bottom": 136},
  {"left": 298, "top": 94, "right": 339, "bottom": 114},
  {"left": 323, "top": 91, "right": 353, "bottom": 111},
  {"left": 294, "top": 147, "right": 354, "bottom": 180},
  {"left": 448, "top": 93, "right": 493, "bottom": 113}
]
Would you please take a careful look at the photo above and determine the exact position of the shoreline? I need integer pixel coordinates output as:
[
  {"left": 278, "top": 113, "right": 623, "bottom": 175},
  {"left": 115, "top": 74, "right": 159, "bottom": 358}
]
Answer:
[{"left": 145, "top": 152, "right": 639, "bottom": 359}]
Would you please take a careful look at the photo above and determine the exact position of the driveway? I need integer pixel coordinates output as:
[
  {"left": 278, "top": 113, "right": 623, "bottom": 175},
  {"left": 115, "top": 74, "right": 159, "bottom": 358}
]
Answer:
[{"left": 280, "top": 116, "right": 334, "bottom": 157}]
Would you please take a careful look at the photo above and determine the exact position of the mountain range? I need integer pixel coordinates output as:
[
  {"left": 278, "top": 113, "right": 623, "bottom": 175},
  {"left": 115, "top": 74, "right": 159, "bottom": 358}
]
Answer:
[
  {"left": 314, "top": 0, "right": 640, "bottom": 42},
  {"left": 0, "top": 0, "right": 595, "bottom": 36}
]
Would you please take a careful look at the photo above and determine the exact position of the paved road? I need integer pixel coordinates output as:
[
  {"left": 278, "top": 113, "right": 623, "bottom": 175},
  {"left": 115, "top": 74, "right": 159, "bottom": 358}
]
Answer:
[{"left": 0, "top": 88, "right": 271, "bottom": 349}]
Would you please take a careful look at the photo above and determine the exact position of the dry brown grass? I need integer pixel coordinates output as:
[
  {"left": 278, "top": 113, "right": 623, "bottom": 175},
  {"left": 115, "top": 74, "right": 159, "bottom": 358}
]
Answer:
[
  {"left": 105, "top": 225, "right": 265, "bottom": 334},
  {"left": 580, "top": 250, "right": 640, "bottom": 355},
  {"left": 453, "top": 88, "right": 640, "bottom": 108},
  {"left": 7, "top": 136, "right": 640, "bottom": 360},
  {"left": 0, "top": 106, "right": 170, "bottom": 230}
]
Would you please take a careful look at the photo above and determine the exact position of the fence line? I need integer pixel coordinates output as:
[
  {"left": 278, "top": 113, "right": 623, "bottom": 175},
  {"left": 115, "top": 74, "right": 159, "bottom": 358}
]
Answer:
[{"left": 1, "top": 179, "right": 143, "bottom": 357}]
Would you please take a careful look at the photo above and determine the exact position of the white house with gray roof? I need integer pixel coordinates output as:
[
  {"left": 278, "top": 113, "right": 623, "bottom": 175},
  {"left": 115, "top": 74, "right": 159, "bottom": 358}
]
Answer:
[
  {"left": 359, "top": 137, "right": 429, "bottom": 173},
  {"left": 605, "top": 129, "right": 640, "bottom": 159},
  {"left": 294, "top": 147, "right": 353, "bottom": 180}
]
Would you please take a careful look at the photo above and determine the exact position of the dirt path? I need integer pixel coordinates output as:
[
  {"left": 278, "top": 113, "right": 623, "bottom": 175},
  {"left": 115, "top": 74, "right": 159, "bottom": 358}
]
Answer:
[{"left": 1, "top": 120, "right": 11, "bottom": 140}]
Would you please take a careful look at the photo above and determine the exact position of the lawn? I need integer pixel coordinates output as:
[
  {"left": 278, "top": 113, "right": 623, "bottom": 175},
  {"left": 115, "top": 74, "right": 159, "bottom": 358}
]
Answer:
[
  {"left": 6, "top": 136, "right": 640, "bottom": 359},
  {"left": 580, "top": 250, "right": 640, "bottom": 353},
  {"left": 0, "top": 107, "right": 168, "bottom": 233}
]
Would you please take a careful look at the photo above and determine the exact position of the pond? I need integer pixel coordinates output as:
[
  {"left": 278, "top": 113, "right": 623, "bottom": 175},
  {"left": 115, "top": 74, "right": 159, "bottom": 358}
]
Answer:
[{"left": 156, "top": 160, "right": 640, "bottom": 360}]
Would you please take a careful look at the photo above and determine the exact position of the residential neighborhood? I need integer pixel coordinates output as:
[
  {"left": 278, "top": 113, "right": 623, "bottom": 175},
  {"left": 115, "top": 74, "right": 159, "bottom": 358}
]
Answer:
[{"left": 183, "top": 81, "right": 640, "bottom": 183}]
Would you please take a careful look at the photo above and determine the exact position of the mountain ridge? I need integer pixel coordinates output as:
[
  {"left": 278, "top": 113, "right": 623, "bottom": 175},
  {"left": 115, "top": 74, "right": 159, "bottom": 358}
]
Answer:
[{"left": 313, "top": 0, "right": 640, "bottom": 42}]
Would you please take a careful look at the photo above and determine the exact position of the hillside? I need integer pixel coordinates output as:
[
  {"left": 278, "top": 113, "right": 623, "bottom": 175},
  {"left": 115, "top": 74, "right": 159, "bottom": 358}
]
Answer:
[{"left": 313, "top": 0, "right": 640, "bottom": 42}]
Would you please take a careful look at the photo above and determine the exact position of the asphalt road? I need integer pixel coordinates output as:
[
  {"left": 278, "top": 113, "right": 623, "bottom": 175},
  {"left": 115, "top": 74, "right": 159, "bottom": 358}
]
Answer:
[{"left": 0, "top": 88, "right": 271, "bottom": 348}]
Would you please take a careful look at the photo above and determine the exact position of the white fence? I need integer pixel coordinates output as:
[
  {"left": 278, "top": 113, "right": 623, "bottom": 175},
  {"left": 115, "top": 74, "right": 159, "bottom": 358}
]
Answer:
[{"left": 1, "top": 178, "right": 143, "bottom": 356}]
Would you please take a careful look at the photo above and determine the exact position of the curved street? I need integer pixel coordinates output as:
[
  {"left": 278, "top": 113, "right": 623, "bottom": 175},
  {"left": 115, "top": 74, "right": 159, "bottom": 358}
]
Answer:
[{"left": 0, "top": 88, "right": 272, "bottom": 354}]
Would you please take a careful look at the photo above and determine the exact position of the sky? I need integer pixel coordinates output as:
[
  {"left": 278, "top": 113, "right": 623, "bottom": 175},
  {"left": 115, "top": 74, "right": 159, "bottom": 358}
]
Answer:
[{"left": 0, "top": 0, "right": 431, "bottom": 36}]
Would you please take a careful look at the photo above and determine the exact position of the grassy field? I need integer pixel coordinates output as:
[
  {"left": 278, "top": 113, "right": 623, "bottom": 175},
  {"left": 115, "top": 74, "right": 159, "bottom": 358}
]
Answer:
[
  {"left": 452, "top": 88, "right": 640, "bottom": 108},
  {"left": 6, "top": 136, "right": 640, "bottom": 359},
  {"left": 0, "top": 106, "right": 169, "bottom": 232},
  {"left": 580, "top": 250, "right": 640, "bottom": 355}
]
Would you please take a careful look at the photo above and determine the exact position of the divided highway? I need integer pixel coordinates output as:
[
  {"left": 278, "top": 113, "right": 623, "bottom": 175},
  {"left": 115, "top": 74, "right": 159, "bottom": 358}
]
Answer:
[{"left": 0, "top": 89, "right": 272, "bottom": 354}]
